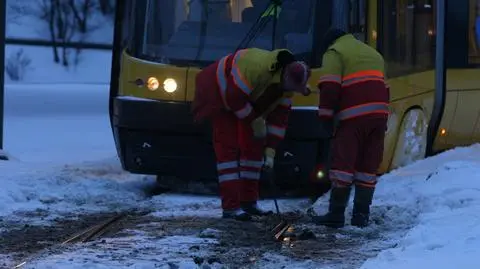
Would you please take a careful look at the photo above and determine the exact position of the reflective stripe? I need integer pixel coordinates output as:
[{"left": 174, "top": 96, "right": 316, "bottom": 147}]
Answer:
[
  {"left": 356, "top": 181, "right": 376, "bottom": 188},
  {"left": 216, "top": 55, "right": 230, "bottom": 110},
  {"left": 318, "top": 108, "right": 334, "bottom": 117},
  {"left": 354, "top": 172, "right": 377, "bottom": 183},
  {"left": 217, "top": 161, "right": 238, "bottom": 171},
  {"left": 342, "top": 70, "right": 384, "bottom": 87},
  {"left": 279, "top": 97, "right": 292, "bottom": 108},
  {"left": 330, "top": 169, "right": 354, "bottom": 183},
  {"left": 219, "top": 173, "right": 240, "bottom": 182},
  {"left": 231, "top": 50, "right": 253, "bottom": 95},
  {"left": 342, "top": 70, "right": 384, "bottom": 81},
  {"left": 240, "top": 160, "right": 264, "bottom": 168},
  {"left": 337, "top": 102, "right": 389, "bottom": 120},
  {"left": 267, "top": 124, "right": 286, "bottom": 138},
  {"left": 234, "top": 103, "right": 253, "bottom": 119},
  {"left": 240, "top": 171, "right": 261, "bottom": 180},
  {"left": 318, "top": 74, "right": 342, "bottom": 84},
  {"left": 342, "top": 76, "right": 384, "bottom": 87}
]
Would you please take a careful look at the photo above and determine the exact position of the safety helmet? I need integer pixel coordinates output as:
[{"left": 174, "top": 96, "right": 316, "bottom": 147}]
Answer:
[{"left": 282, "top": 61, "right": 312, "bottom": 96}]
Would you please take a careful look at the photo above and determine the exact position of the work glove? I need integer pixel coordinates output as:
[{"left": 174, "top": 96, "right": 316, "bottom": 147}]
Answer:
[
  {"left": 251, "top": 117, "right": 267, "bottom": 139},
  {"left": 263, "top": 147, "right": 276, "bottom": 170}
]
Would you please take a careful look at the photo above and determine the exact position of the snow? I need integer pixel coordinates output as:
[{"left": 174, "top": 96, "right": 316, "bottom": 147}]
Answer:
[
  {"left": 4, "top": 45, "right": 112, "bottom": 84},
  {"left": 4, "top": 84, "right": 112, "bottom": 162},
  {"left": 358, "top": 146, "right": 480, "bottom": 269}
]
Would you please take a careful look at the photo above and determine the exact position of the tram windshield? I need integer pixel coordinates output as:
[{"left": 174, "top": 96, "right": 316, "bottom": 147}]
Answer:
[{"left": 137, "top": 0, "right": 316, "bottom": 66}]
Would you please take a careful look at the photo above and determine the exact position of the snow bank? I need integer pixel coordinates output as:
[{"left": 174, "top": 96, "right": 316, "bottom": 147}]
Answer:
[
  {"left": 0, "top": 83, "right": 151, "bottom": 222},
  {"left": 358, "top": 144, "right": 480, "bottom": 269},
  {"left": 0, "top": 158, "right": 152, "bottom": 222}
]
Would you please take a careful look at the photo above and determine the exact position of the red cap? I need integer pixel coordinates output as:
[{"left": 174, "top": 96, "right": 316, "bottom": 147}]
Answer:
[{"left": 283, "top": 61, "right": 312, "bottom": 96}]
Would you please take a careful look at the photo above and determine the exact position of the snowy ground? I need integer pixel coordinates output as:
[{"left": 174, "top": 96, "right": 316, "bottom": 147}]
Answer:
[{"left": 1, "top": 83, "right": 480, "bottom": 268}]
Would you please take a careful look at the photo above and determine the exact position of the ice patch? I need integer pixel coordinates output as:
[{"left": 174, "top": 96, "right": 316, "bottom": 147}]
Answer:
[{"left": 149, "top": 195, "right": 222, "bottom": 218}]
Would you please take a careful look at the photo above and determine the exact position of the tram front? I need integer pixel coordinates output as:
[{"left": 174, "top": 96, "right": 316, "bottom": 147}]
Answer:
[{"left": 110, "top": 0, "right": 334, "bottom": 193}]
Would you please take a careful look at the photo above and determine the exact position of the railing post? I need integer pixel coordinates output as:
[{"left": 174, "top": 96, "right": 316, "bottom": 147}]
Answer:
[
  {"left": 426, "top": 0, "right": 446, "bottom": 157},
  {"left": 0, "top": 0, "right": 6, "bottom": 160}
]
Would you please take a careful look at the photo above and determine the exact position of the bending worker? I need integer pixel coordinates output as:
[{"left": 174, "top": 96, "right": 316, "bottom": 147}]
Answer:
[
  {"left": 312, "top": 29, "right": 390, "bottom": 228},
  {"left": 192, "top": 48, "right": 311, "bottom": 221}
]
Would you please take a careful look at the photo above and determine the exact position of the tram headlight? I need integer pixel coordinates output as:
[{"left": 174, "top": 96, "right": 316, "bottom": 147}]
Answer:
[
  {"left": 163, "top": 78, "right": 177, "bottom": 93},
  {"left": 146, "top": 77, "right": 159, "bottom": 91},
  {"left": 317, "top": 170, "right": 325, "bottom": 179}
]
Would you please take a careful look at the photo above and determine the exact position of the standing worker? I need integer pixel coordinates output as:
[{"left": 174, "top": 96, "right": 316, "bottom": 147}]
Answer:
[
  {"left": 312, "top": 29, "right": 389, "bottom": 228},
  {"left": 192, "top": 48, "right": 311, "bottom": 221}
]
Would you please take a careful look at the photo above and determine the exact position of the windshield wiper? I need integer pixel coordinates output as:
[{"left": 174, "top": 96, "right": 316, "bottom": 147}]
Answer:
[
  {"left": 194, "top": 0, "right": 209, "bottom": 62},
  {"left": 235, "top": 0, "right": 282, "bottom": 52}
]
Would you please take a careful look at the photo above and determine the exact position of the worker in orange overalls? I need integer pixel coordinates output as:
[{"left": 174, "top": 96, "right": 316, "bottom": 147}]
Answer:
[
  {"left": 312, "top": 29, "right": 389, "bottom": 228},
  {"left": 192, "top": 48, "right": 311, "bottom": 221}
]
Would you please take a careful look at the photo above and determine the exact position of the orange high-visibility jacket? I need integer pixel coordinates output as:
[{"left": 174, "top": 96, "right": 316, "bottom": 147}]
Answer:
[
  {"left": 317, "top": 34, "right": 390, "bottom": 121},
  {"left": 193, "top": 48, "right": 295, "bottom": 149}
]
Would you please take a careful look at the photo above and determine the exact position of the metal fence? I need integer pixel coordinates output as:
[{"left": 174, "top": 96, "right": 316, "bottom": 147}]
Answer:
[{"left": 5, "top": 38, "right": 113, "bottom": 50}]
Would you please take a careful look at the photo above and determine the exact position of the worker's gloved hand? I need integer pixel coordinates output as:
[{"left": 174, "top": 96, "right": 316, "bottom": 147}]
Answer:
[
  {"left": 251, "top": 117, "right": 267, "bottom": 139},
  {"left": 263, "top": 147, "right": 276, "bottom": 170}
]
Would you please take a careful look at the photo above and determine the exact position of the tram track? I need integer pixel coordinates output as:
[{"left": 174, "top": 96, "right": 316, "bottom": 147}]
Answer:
[
  {"left": 10, "top": 210, "right": 149, "bottom": 269},
  {"left": 5, "top": 209, "right": 306, "bottom": 269},
  {"left": 2, "top": 204, "right": 399, "bottom": 269},
  {"left": 60, "top": 213, "right": 126, "bottom": 244}
]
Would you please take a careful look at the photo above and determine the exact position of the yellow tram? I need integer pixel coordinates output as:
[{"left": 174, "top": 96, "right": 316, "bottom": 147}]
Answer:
[{"left": 109, "top": 0, "right": 480, "bottom": 192}]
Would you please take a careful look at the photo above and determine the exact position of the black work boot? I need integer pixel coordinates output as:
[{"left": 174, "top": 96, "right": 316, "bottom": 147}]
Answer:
[
  {"left": 351, "top": 185, "right": 375, "bottom": 228},
  {"left": 222, "top": 208, "right": 252, "bottom": 221},
  {"left": 312, "top": 187, "right": 351, "bottom": 228},
  {"left": 241, "top": 201, "right": 273, "bottom": 216}
]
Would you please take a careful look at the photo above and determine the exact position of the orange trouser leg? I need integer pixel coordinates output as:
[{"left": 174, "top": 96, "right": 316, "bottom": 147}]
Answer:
[
  {"left": 330, "top": 120, "right": 359, "bottom": 187},
  {"left": 212, "top": 111, "right": 241, "bottom": 210},
  {"left": 238, "top": 118, "right": 265, "bottom": 202},
  {"left": 354, "top": 117, "right": 388, "bottom": 188}
]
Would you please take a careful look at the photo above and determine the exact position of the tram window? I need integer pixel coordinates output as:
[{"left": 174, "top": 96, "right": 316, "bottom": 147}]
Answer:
[
  {"left": 349, "top": 0, "right": 367, "bottom": 42},
  {"left": 469, "top": 0, "right": 480, "bottom": 64},
  {"left": 380, "top": 0, "right": 436, "bottom": 77},
  {"left": 137, "top": 0, "right": 316, "bottom": 67},
  {"left": 120, "top": 1, "right": 134, "bottom": 54}
]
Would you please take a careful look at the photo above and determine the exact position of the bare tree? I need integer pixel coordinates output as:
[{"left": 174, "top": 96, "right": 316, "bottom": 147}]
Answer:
[
  {"left": 35, "top": 0, "right": 77, "bottom": 66},
  {"left": 7, "top": 2, "right": 29, "bottom": 24},
  {"left": 68, "top": 0, "right": 96, "bottom": 33},
  {"left": 5, "top": 49, "right": 32, "bottom": 81},
  {"left": 36, "top": 0, "right": 60, "bottom": 63},
  {"left": 34, "top": 0, "right": 111, "bottom": 67},
  {"left": 55, "top": 0, "right": 77, "bottom": 67},
  {"left": 97, "top": 0, "right": 114, "bottom": 15}
]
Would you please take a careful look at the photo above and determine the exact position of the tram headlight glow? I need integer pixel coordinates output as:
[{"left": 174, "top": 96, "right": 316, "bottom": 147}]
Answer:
[
  {"left": 147, "top": 77, "right": 159, "bottom": 91},
  {"left": 317, "top": 170, "right": 325, "bottom": 179},
  {"left": 163, "top": 78, "right": 178, "bottom": 93}
]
